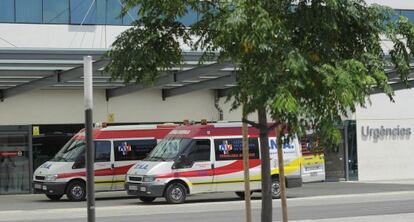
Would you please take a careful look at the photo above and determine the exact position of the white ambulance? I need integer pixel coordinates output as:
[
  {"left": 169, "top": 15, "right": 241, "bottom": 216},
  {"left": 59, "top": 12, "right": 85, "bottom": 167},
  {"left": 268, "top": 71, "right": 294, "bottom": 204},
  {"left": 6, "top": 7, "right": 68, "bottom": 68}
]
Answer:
[
  {"left": 33, "top": 124, "right": 176, "bottom": 201},
  {"left": 125, "top": 122, "right": 302, "bottom": 204}
]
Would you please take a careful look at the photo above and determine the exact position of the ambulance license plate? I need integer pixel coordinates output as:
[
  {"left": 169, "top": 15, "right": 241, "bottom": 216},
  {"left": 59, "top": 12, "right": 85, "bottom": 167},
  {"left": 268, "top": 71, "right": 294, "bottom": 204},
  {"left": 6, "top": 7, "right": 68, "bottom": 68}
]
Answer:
[
  {"left": 129, "top": 185, "right": 138, "bottom": 191},
  {"left": 310, "top": 172, "right": 318, "bottom": 177},
  {"left": 34, "top": 184, "right": 42, "bottom": 189}
]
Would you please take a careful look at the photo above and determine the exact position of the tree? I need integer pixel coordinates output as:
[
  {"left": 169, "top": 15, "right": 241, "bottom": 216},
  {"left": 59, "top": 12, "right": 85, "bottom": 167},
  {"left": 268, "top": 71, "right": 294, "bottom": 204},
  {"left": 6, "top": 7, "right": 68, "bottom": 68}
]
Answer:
[{"left": 106, "top": 1, "right": 414, "bottom": 221}]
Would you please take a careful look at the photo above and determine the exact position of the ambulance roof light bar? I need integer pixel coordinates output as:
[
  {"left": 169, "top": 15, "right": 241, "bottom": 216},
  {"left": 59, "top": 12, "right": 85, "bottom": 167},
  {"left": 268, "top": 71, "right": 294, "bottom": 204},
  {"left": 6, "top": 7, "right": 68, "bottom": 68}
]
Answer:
[{"left": 213, "top": 122, "right": 243, "bottom": 128}]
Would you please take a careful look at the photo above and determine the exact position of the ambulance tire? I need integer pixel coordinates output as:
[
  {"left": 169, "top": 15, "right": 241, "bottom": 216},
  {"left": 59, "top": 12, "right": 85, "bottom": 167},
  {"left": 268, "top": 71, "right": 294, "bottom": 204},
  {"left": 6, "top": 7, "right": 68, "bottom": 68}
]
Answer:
[
  {"left": 271, "top": 178, "right": 281, "bottom": 199},
  {"left": 165, "top": 183, "right": 187, "bottom": 204},
  {"left": 139, "top": 196, "right": 156, "bottom": 203},
  {"left": 66, "top": 181, "right": 86, "bottom": 201},
  {"left": 235, "top": 191, "right": 253, "bottom": 200},
  {"left": 46, "top": 194, "right": 63, "bottom": 201}
]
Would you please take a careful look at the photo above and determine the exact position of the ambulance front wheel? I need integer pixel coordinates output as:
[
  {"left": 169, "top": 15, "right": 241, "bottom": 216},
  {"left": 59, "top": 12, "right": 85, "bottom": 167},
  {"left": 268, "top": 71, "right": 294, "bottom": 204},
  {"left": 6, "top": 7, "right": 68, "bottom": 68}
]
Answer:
[
  {"left": 66, "top": 181, "right": 86, "bottom": 201},
  {"left": 165, "top": 182, "right": 187, "bottom": 204}
]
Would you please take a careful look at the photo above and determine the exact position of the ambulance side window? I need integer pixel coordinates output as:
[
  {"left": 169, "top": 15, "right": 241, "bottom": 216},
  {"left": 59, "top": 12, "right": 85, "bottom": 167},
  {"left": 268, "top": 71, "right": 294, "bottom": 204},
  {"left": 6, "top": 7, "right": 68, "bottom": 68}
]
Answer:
[
  {"left": 114, "top": 139, "right": 157, "bottom": 161},
  {"left": 95, "top": 141, "right": 111, "bottom": 162},
  {"left": 187, "top": 139, "right": 211, "bottom": 162},
  {"left": 214, "top": 138, "right": 260, "bottom": 161}
]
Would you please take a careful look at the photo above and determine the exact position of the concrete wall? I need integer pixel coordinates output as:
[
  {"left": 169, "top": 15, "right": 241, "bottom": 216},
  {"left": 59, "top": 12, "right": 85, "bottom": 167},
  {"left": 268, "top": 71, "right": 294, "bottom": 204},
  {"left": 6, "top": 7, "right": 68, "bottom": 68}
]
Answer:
[
  {"left": 366, "top": 0, "right": 414, "bottom": 9},
  {"left": 355, "top": 89, "right": 414, "bottom": 181},
  {"left": 0, "top": 24, "right": 128, "bottom": 48},
  {"left": 0, "top": 89, "right": 218, "bottom": 125}
]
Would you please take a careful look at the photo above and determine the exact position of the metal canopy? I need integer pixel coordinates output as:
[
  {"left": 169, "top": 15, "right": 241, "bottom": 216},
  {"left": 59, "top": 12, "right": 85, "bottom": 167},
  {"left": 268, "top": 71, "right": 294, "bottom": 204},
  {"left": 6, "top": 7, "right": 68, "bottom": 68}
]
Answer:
[
  {"left": 0, "top": 48, "right": 236, "bottom": 101},
  {"left": 162, "top": 73, "right": 237, "bottom": 99},
  {"left": 105, "top": 62, "right": 233, "bottom": 100},
  {"left": 0, "top": 48, "right": 413, "bottom": 102}
]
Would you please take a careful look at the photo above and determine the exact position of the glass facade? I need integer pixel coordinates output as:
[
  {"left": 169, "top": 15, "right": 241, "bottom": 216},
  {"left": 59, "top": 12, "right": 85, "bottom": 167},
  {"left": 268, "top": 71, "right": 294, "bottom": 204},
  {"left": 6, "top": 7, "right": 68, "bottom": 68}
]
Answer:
[
  {"left": 0, "top": 2, "right": 413, "bottom": 26},
  {"left": 399, "top": 10, "right": 414, "bottom": 22},
  {"left": 0, "top": 126, "right": 31, "bottom": 195},
  {"left": 0, "top": 0, "right": 198, "bottom": 26},
  {"left": 43, "top": 0, "right": 69, "bottom": 24},
  {"left": 0, "top": 0, "right": 15, "bottom": 22},
  {"left": 15, "top": 0, "right": 42, "bottom": 23}
]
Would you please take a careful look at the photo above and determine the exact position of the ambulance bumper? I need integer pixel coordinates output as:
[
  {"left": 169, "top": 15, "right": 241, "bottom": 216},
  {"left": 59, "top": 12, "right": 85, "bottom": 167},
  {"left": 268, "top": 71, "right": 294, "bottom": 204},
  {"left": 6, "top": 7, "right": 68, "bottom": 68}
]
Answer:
[
  {"left": 125, "top": 182, "right": 165, "bottom": 197},
  {"left": 33, "top": 181, "right": 67, "bottom": 195}
]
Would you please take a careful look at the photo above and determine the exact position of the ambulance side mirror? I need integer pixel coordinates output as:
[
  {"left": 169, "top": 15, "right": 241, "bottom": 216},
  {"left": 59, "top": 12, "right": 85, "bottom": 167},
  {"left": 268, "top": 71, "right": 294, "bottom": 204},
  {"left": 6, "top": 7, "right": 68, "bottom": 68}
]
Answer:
[
  {"left": 172, "top": 155, "right": 194, "bottom": 169},
  {"left": 72, "top": 155, "right": 85, "bottom": 169}
]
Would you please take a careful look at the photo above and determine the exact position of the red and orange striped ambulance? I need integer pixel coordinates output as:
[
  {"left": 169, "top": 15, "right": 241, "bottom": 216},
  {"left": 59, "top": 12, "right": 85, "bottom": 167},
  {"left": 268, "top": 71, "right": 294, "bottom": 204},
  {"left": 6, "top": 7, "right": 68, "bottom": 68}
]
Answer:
[
  {"left": 125, "top": 122, "right": 302, "bottom": 204},
  {"left": 33, "top": 124, "right": 176, "bottom": 201}
]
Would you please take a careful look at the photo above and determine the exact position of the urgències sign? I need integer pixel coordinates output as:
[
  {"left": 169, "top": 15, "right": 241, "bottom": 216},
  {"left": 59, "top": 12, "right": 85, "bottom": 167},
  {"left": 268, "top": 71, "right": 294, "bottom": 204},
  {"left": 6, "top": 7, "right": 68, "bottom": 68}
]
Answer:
[{"left": 361, "top": 125, "right": 412, "bottom": 142}]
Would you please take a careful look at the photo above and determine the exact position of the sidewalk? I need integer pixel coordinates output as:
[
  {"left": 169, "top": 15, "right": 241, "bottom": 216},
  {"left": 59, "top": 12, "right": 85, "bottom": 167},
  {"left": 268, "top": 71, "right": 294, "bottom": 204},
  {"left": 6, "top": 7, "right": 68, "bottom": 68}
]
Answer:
[
  {"left": 352, "top": 179, "right": 414, "bottom": 185},
  {"left": 289, "top": 213, "right": 414, "bottom": 222}
]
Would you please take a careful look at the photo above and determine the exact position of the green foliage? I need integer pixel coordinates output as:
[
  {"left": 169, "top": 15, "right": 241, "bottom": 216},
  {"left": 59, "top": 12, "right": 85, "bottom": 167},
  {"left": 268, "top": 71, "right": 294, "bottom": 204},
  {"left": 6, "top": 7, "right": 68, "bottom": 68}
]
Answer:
[{"left": 107, "top": 0, "right": 414, "bottom": 148}]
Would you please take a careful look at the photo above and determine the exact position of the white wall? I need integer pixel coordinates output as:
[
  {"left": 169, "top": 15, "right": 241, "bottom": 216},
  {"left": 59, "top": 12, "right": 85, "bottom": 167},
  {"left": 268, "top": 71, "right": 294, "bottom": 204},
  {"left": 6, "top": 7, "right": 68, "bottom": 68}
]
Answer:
[
  {"left": 355, "top": 89, "right": 414, "bottom": 181},
  {"left": 366, "top": 0, "right": 414, "bottom": 9},
  {"left": 0, "top": 24, "right": 128, "bottom": 48},
  {"left": 0, "top": 89, "right": 219, "bottom": 125}
]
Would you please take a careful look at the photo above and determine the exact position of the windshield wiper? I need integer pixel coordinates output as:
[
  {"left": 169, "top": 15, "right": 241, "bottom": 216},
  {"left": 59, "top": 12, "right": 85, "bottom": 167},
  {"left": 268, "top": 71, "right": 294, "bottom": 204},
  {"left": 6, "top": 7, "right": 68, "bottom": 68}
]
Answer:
[
  {"left": 53, "top": 156, "right": 70, "bottom": 162},
  {"left": 148, "top": 156, "right": 166, "bottom": 161}
]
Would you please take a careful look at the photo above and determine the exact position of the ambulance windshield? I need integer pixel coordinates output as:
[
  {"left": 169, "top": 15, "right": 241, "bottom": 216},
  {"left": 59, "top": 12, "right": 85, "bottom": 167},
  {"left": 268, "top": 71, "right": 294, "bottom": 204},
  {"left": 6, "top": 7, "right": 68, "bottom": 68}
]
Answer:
[
  {"left": 146, "top": 137, "right": 192, "bottom": 161},
  {"left": 52, "top": 138, "right": 85, "bottom": 162}
]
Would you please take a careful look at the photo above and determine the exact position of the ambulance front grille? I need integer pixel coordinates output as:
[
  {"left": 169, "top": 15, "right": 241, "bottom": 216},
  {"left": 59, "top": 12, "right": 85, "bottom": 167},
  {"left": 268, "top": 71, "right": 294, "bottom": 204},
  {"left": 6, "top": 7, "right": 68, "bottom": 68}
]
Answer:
[
  {"left": 35, "top": 176, "right": 45, "bottom": 181},
  {"left": 129, "top": 176, "right": 143, "bottom": 182}
]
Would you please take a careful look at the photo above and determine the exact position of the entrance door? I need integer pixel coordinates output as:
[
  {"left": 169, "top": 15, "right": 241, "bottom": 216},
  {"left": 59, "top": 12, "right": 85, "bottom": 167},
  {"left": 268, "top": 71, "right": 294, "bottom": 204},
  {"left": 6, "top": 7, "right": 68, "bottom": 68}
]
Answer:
[{"left": 0, "top": 126, "right": 31, "bottom": 194}]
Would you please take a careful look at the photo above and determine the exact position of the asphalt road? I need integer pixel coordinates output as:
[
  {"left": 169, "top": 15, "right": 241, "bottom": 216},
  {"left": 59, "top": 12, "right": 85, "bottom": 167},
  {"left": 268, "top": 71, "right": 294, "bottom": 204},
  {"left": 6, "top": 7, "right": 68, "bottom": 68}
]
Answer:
[{"left": 1, "top": 182, "right": 414, "bottom": 221}]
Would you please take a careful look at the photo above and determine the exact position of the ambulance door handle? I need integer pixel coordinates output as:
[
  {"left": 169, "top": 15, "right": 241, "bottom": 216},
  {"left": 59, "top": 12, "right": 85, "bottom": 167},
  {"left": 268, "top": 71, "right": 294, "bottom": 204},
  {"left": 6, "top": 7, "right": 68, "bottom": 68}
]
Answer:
[
  {"left": 211, "top": 163, "right": 214, "bottom": 169},
  {"left": 111, "top": 163, "right": 114, "bottom": 169}
]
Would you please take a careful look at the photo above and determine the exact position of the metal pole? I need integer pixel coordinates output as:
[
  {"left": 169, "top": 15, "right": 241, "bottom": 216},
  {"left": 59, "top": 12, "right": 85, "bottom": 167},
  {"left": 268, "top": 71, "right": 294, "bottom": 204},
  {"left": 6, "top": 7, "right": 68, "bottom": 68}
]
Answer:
[
  {"left": 344, "top": 122, "right": 349, "bottom": 181},
  {"left": 84, "top": 56, "right": 95, "bottom": 222}
]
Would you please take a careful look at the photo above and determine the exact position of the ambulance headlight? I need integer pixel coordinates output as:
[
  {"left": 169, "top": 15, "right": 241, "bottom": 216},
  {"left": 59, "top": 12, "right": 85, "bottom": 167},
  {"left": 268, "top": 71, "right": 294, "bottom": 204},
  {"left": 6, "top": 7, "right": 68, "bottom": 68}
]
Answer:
[
  {"left": 45, "top": 174, "right": 58, "bottom": 181},
  {"left": 142, "top": 176, "right": 156, "bottom": 182}
]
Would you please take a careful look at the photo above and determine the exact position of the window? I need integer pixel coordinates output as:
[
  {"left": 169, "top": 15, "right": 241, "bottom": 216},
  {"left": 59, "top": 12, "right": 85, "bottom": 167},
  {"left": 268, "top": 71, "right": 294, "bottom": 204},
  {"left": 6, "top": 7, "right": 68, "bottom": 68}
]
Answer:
[
  {"left": 114, "top": 139, "right": 157, "bottom": 161},
  {"left": 70, "top": 0, "right": 97, "bottom": 24},
  {"left": 95, "top": 141, "right": 111, "bottom": 162},
  {"left": 177, "top": 6, "right": 198, "bottom": 26},
  {"left": 70, "top": 0, "right": 108, "bottom": 24},
  {"left": 186, "top": 139, "right": 211, "bottom": 162},
  {"left": 43, "top": 0, "right": 69, "bottom": 24},
  {"left": 401, "top": 10, "right": 414, "bottom": 22},
  {"left": 106, "top": 0, "right": 122, "bottom": 25},
  {"left": 16, "top": 0, "right": 42, "bottom": 23},
  {"left": 214, "top": 138, "right": 259, "bottom": 161},
  {"left": 122, "top": 6, "right": 139, "bottom": 25},
  {"left": 0, "top": 0, "right": 15, "bottom": 22}
]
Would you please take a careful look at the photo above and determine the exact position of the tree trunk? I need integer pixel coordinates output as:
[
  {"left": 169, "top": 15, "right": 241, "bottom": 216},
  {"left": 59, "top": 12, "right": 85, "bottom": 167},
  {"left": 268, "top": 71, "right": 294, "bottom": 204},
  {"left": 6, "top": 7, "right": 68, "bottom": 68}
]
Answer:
[
  {"left": 242, "top": 104, "right": 252, "bottom": 222},
  {"left": 258, "top": 106, "right": 272, "bottom": 222},
  {"left": 277, "top": 126, "right": 288, "bottom": 222}
]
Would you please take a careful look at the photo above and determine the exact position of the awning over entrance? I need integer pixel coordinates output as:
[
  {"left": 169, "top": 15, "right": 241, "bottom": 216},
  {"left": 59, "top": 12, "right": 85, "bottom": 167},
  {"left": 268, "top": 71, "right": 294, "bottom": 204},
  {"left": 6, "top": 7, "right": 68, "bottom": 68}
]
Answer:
[
  {"left": 0, "top": 48, "right": 235, "bottom": 101},
  {"left": 0, "top": 48, "right": 413, "bottom": 101}
]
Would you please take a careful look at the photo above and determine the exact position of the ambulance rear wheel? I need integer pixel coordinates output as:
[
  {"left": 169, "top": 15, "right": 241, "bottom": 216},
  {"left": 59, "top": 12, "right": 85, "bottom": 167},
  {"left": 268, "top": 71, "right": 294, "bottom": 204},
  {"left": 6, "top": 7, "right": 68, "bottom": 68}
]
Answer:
[
  {"left": 46, "top": 194, "right": 63, "bottom": 201},
  {"left": 66, "top": 181, "right": 86, "bottom": 201},
  {"left": 271, "top": 178, "right": 281, "bottom": 199},
  {"left": 139, "top": 196, "right": 156, "bottom": 203},
  {"left": 165, "top": 183, "right": 186, "bottom": 204}
]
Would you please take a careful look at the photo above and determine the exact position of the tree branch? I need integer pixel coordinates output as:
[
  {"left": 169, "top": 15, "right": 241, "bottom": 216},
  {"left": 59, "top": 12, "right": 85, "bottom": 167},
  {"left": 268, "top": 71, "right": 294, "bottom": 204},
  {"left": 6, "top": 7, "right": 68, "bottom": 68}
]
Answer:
[
  {"left": 242, "top": 118, "right": 261, "bottom": 128},
  {"left": 267, "top": 121, "right": 282, "bottom": 132}
]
